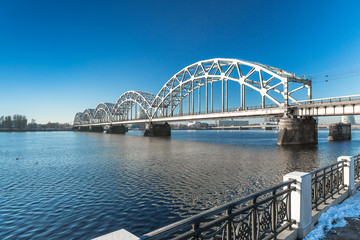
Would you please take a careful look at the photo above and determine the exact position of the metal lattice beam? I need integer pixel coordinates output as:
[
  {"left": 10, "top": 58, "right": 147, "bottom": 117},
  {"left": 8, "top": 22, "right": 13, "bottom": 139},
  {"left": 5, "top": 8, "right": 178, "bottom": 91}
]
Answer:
[{"left": 73, "top": 58, "right": 310, "bottom": 126}]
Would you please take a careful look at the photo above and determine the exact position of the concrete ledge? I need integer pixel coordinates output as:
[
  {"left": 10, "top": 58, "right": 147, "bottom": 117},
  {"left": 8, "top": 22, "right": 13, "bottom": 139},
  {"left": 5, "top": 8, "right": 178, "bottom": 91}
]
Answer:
[
  {"left": 278, "top": 228, "right": 298, "bottom": 240},
  {"left": 92, "top": 229, "right": 139, "bottom": 240},
  {"left": 312, "top": 189, "right": 348, "bottom": 224},
  {"left": 355, "top": 180, "right": 360, "bottom": 189}
]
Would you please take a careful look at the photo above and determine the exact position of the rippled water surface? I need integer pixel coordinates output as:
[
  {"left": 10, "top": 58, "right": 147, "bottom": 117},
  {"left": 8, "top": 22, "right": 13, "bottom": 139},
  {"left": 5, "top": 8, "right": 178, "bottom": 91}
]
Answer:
[{"left": 1, "top": 130, "right": 360, "bottom": 239}]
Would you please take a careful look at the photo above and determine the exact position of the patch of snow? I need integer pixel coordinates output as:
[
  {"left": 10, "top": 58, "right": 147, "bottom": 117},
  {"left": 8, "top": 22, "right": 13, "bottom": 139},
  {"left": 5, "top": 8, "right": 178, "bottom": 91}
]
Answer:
[{"left": 305, "top": 190, "right": 360, "bottom": 240}]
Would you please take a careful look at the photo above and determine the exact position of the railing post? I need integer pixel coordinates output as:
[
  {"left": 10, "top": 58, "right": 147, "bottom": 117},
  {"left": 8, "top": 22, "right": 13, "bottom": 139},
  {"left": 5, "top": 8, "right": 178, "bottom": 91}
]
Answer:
[
  {"left": 226, "top": 208, "right": 232, "bottom": 240},
  {"left": 283, "top": 172, "right": 313, "bottom": 239},
  {"left": 337, "top": 156, "right": 355, "bottom": 196},
  {"left": 251, "top": 197, "right": 257, "bottom": 240},
  {"left": 192, "top": 221, "right": 200, "bottom": 239}
]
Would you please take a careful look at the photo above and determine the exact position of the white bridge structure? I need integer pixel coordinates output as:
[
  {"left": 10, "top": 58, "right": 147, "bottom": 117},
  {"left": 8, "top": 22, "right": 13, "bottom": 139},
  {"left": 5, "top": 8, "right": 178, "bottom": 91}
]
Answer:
[{"left": 73, "top": 58, "right": 360, "bottom": 145}]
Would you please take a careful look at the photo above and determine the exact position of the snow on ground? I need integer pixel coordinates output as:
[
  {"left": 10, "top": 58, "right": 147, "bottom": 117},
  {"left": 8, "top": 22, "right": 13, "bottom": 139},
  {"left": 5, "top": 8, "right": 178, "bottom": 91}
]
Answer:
[{"left": 305, "top": 190, "right": 360, "bottom": 239}]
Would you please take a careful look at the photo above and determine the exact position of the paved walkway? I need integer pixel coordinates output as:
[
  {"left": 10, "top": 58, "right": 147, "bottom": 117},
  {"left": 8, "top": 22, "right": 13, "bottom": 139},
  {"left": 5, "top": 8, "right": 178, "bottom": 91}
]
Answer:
[{"left": 322, "top": 217, "right": 360, "bottom": 239}]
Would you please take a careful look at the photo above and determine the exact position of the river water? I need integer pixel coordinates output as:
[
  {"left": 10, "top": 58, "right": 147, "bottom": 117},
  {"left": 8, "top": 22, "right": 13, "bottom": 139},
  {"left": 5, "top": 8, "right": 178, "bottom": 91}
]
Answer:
[{"left": 1, "top": 130, "right": 360, "bottom": 239}]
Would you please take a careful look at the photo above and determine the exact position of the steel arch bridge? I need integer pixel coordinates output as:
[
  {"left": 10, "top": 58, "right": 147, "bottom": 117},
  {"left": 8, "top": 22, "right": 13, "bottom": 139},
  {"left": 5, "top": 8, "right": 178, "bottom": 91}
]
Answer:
[
  {"left": 74, "top": 58, "right": 313, "bottom": 126},
  {"left": 150, "top": 58, "right": 311, "bottom": 118},
  {"left": 93, "top": 103, "right": 115, "bottom": 123},
  {"left": 112, "top": 91, "right": 156, "bottom": 121}
]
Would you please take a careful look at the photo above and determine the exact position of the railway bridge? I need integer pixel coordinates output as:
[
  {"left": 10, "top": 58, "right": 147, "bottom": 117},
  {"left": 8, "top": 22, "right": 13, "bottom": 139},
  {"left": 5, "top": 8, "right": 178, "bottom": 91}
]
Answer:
[{"left": 73, "top": 58, "right": 360, "bottom": 145}]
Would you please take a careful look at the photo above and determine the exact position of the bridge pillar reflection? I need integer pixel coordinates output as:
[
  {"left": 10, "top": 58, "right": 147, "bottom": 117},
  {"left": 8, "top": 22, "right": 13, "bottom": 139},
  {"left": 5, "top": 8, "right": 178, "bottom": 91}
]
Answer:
[
  {"left": 277, "top": 116, "right": 318, "bottom": 145},
  {"left": 144, "top": 122, "right": 171, "bottom": 137}
]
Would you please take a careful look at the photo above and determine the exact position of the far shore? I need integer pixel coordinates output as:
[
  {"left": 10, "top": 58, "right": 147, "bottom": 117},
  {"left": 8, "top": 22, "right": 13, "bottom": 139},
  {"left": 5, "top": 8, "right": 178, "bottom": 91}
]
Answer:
[{"left": 0, "top": 128, "right": 75, "bottom": 132}]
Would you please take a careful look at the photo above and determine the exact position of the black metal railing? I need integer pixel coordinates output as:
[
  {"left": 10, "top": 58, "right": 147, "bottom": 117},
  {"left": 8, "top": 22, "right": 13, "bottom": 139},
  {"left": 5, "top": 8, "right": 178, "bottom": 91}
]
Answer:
[
  {"left": 142, "top": 180, "right": 296, "bottom": 240},
  {"left": 354, "top": 154, "right": 360, "bottom": 181},
  {"left": 310, "top": 161, "right": 346, "bottom": 210}
]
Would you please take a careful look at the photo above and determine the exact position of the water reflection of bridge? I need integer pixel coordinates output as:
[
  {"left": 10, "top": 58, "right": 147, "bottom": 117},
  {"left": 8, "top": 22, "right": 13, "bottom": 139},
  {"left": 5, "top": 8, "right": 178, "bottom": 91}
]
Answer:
[{"left": 73, "top": 58, "right": 360, "bottom": 145}]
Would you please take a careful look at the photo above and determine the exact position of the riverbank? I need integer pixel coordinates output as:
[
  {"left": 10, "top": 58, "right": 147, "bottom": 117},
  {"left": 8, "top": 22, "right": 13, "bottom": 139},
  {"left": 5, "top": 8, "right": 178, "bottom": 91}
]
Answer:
[{"left": 0, "top": 128, "right": 75, "bottom": 132}]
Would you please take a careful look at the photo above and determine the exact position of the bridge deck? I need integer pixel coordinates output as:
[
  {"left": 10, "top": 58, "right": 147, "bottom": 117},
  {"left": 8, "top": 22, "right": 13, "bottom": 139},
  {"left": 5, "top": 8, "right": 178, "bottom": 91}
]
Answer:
[
  {"left": 76, "top": 107, "right": 286, "bottom": 127},
  {"left": 75, "top": 96, "right": 360, "bottom": 127}
]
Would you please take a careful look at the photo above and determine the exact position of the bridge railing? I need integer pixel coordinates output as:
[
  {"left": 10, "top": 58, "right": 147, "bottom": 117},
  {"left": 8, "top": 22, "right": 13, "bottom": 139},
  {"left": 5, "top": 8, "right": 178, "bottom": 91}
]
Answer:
[
  {"left": 170, "top": 104, "right": 280, "bottom": 118},
  {"left": 293, "top": 94, "right": 360, "bottom": 105},
  {"left": 142, "top": 180, "right": 296, "bottom": 240},
  {"left": 309, "top": 161, "right": 345, "bottom": 210}
]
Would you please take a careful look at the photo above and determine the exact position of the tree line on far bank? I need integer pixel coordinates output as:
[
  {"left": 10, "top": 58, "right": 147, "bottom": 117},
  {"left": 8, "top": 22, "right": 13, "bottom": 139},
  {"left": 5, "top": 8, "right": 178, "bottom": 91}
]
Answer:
[
  {"left": 0, "top": 115, "right": 71, "bottom": 130},
  {"left": 0, "top": 115, "right": 27, "bottom": 129}
]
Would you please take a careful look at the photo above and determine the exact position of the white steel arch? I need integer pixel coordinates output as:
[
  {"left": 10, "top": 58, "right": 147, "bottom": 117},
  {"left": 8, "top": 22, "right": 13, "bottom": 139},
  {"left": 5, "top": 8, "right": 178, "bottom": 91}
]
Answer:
[
  {"left": 112, "top": 91, "right": 155, "bottom": 121},
  {"left": 73, "top": 112, "right": 83, "bottom": 125},
  {"left": 82, "top": 109, "right": 95, "bottom": 124},
  {"left": 73, "top": 58, "right": 312, "bottom": 126},
  {"left": 93, "top": 102, "right": 115, "bottom": 123},
  {"left": 151, "top": 58, "right": 311, "bottom": 117}
]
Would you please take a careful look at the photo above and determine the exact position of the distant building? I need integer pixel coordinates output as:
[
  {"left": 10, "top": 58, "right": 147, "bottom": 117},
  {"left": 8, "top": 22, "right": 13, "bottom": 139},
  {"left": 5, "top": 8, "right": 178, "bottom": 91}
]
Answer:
[
  {"left": 264, "top": 117, "right": 281, "bottom": 123},
  {"left": 341, "top": 115, "right": 355, "bottom": 124},
  {"left": 216, "top": 120, "right": 249, "bottom": 127},
  {"left": 187, "top": 121, "right": 209, "bottom": 129}
]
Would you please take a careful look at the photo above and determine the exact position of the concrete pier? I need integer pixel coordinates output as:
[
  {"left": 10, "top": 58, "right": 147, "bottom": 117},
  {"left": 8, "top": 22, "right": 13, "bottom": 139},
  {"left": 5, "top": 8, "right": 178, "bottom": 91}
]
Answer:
[
  {"left": 106, "top": 125, "right": 128, "bottom": 134},
  {"left": 144, "top": 122, "right": 171, "bottom": 137},
  {"left": 90, "top": 126, "right": 104, "bottom": 132},
  {"left": 277, "top": 116, "right": 318, "bottom": 145},
  {"left": 328, "top": 123, "right": 351, "bottom": 141},
  {"left": 79, "top": 126, "right": 90, "bottom": 132}
]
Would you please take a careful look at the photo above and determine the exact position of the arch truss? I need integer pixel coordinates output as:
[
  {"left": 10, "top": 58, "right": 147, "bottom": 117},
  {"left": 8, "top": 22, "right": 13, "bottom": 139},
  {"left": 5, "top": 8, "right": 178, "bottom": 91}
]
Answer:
[
  {"left": 93, "top": 103, "right": 115, "bottom": 123},
  {"left": 151, "top": 58, "right": 311, "bottom": 118},
  {"left": 81, "top": 109, "right": 95, "bottom": 124},
  {"left": 73, "top": 58, "right": 311, "bottom": 125},
  {"left": 73, "top": 112, "right": 83, "bottom": 125},
  {"left": 112, "top": 91, "right": 155, "bottom": 121}
]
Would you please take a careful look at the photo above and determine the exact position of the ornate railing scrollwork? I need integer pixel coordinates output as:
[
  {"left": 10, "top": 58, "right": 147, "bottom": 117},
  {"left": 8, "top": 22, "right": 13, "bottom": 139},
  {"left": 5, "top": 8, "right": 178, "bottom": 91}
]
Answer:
[
  {"left": 354, "top": 154, "right": 360, "bottom": 180},
  {"left": 310, "top": 161, "right": 345, "bottom": 210},
  {"left": 142, "top": 180, "right": 296, "bottom": 240}
]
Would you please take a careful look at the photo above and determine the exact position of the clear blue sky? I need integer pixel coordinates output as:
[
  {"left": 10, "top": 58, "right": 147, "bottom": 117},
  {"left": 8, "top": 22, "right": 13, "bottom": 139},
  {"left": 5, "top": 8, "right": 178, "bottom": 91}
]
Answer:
[{"left": 0, "top": 0, "right": 360, "bottom": 124}]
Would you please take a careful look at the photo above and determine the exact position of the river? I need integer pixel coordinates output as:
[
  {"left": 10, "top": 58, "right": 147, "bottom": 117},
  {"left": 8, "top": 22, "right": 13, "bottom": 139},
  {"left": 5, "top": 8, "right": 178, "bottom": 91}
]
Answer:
[{"left": 1, "top": 130, "right": 360, "bottom": 239}]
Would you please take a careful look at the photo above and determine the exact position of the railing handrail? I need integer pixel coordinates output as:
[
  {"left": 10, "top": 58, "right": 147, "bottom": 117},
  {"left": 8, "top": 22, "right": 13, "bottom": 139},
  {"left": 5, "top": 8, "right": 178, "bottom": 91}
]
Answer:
[
  {"left": 294, "top": 94, "right": 360, "bottom": 104},
  {"left": 143, "top": 179, "right": 296, "bottom": 239},
  {"left": 309, "top": 160, "right": 346, "bottom": 176}
]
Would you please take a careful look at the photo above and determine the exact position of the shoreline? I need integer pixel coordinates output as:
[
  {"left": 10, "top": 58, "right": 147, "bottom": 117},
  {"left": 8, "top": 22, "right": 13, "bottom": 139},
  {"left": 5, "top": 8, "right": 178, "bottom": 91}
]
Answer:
[{"left": 0, "top": 128, "right": 75, "bottom": 132}]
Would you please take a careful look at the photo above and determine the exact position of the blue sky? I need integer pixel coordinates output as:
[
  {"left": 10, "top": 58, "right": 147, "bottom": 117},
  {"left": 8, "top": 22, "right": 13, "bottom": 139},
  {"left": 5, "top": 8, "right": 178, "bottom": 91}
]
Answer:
[{"left": 0, "top": 0, "right": 360, "bottom": 123}]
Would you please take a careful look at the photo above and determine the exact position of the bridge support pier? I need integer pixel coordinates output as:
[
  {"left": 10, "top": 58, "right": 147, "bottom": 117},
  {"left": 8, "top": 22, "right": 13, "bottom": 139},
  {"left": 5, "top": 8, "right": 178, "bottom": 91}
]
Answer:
[
  {"left": 328, "top": 123, "right": 351, "bottom": 141},
  {"left": 90, "top": 126, "right": 104, "bottom": 132},
  {"left": 277, "top": 116, "right": 317, "bottom": 145},
  {"left": 144, "top": 122, "right": 171, "bottom": 137},
  {"left": 79, "top": 126, "right": 90, "bottom": 132},
  {"left": 107, "top": 125, "right": 128, "bottom": 134}
]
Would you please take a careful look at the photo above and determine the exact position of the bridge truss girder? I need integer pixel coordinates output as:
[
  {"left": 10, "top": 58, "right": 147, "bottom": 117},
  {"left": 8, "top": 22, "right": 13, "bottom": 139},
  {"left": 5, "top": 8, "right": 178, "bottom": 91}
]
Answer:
[
  {"left": 81, "top": 109, "right": 95, "bottom": 124},
  {"left": 93, "top": 102, "right": 115, "bottom": 123},
  {"left": 151, "top": 58, "right": 311, "bottom": 118},
  {"left": 73, "top": 112, "right": 83, "bottom": 125},
  {"left": 112, "top": 91, "right": 155, "bottom": 122},
  {"left": 74, "top": 58, "right": 311, "bottom": 126}
]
